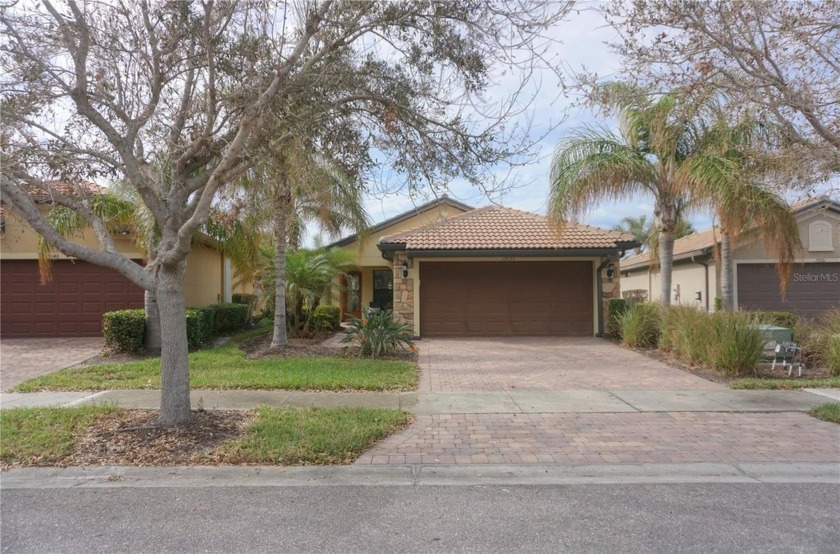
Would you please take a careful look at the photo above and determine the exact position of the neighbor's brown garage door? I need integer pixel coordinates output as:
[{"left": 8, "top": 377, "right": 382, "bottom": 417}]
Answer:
[
  {"left": 419, "top": 261, "right": 593, "bottom": 336},
  {"left": 0, "top": 259, "right": 145, "bottom": 337},
  {"left": 737, "top": 262, "right": 840, "bottom": 319}
]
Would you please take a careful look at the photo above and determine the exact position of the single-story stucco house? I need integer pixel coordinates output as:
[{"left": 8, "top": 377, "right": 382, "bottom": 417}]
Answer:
[
  {"left": 0, "top": 183, "right": 244, "bottom": 337},
  {"left": 620, "top": 197, "right": 840, "bottom": 318},
  {"left": 331, "top": 197, "right": 638, "bottom": 337}
]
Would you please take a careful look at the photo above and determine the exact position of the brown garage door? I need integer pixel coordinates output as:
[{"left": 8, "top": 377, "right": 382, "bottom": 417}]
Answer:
[
  {"left": 1, "top": 259, "right": 145, "bottom": 337},
  {"left": 737, "top": 262, "right": 840, "bottom": 319},
  {"left": 419, "top": 261, "right": 593, "bottom": 336}
]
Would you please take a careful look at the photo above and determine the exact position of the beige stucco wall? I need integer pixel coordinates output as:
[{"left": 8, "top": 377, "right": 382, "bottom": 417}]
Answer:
[
  {"left": 1, "top": 209, "right": 145, "bottom": 259},
  {"left": 334, "top": 203, "right": 470, "bottom": 311},
  {"left": 622, "top": 259, "right": 718, "bottom": 310},
  {"left": 733, "top": 209, "right": 840, "bottom": 261},
  {"left": 2, "top": 207, "right": 228, "bottom": 307}
]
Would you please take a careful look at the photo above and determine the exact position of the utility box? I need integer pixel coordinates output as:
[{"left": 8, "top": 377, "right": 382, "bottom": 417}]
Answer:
[{"left": 751, "top": 324, "right": 794, "bottom": 357}]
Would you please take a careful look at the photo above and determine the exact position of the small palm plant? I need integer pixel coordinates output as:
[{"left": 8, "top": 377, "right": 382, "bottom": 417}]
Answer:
[{"left": 341, "top": 310, "right": 415, "bottom": 358}]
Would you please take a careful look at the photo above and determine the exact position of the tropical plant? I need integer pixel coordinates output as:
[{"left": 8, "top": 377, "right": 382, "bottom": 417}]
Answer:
[
  {"left": 341, "top": 310, "right": 415, "bottom": 358},
  {"left": 612, "top": 216, "right": 650, "bottom": 255},
  {"left": 615, "top": 210, "right": 694, "bottom": 256},
  {"left": 550, "top": 83, "right": 726, "bottom": 306},
  {"left": 683, "top": 117, "right": 800, "bottom": 310}
]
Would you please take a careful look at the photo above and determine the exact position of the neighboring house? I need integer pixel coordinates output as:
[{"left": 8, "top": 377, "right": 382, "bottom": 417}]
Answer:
[
  {"left": 0, "top": 184, "right": 241, "bottom": 338},
  {"left": 331, "top": 197, "right": 637, "bottom": 337},
  {"left": 621, "top": 197, "right": 840, "bottom": 318}
]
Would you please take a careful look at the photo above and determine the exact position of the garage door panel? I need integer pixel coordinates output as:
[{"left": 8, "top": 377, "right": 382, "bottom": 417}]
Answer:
[
  {"left": 420, "top": 261, "right": 593, "bottom": 337},
  {"left": 737, "top": 262, "right": 840, "bottom": 319},
  {"left": 1, "top": 260, "right": 144, "bottom": 337}
]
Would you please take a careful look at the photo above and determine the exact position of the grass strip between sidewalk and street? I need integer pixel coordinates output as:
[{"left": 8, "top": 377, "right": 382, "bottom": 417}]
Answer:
[
  {"left": 808, "top": 402, "right": 840, "bottom": 424},
  {"left": 0, "top": 405, "right": 119, "bottom": 467},
  {"left": 729, "top": 376, "right": 840, "bottom": 390},
  {"left": 12, "top": 346, "right": 419, "bottom": 393},
  {"left": 1, "top": 406, "right": 411, "bottom": 468},
  {"left": 215, "top": 406, "right": 412, "bottom": 465}
]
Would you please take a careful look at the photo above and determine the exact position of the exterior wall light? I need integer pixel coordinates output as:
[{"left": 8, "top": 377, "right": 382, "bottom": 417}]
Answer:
[
  {"left": 606, "top": 262, "right": 615, "bottom": 280},
  {"left": 401, "top": 260, "right": 409, "bottom": 278}
]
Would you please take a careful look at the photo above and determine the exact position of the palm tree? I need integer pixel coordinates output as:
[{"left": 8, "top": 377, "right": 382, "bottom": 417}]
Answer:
[
  {"left": 612, "top": 216, "right": 650, "bottom": 255},
  {"left": 684, "top": 118, "right": 800, "bottom": 310},
  {"left": 550, "top": 83, "right": 725, "bottom": 307},
  {"left": 226, "top": 140, "right": 368, "bottom": 350}
]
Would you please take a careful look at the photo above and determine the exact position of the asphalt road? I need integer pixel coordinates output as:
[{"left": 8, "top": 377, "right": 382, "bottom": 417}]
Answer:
[{"left": 2, "top": 484, "right": 838, "bottom": 553}]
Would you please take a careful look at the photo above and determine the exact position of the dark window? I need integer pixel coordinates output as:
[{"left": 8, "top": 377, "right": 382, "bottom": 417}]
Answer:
[{"left": 372, "top": 270, "right": 393, "bottom": 310}]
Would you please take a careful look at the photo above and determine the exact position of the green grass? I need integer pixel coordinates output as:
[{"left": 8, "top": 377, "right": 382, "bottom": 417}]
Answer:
[
  {"left": 729, "top": 376, "right": 840, "bottom": 390},
  {"left": 808, "top": 403, "right": 840, "bottom": 424},
  {"left": 216, "top": 406, "right": 412, "bottom": 465},
  {"left": 229, "top": 318, "right": 273, "bottom": 343},
  {"left": 0, "top": 405, "right": 118, "bottom": 466},
  {"left": 13, "top": 345, "right": 419, "bottom": 392}
]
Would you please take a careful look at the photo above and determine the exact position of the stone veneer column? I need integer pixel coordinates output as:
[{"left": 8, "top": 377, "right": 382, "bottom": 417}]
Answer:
[
  {"left": 391, "top": 251, "right": 415, "bottom": 332},
  {"left": 601, "top": 254, "right": 622, "bottom": 334}
]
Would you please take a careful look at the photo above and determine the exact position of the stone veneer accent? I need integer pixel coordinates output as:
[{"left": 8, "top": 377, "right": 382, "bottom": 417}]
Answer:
[
  {"left": 392, "top": 251, "right": 414, "bottom": 331},
  {"left": 600, "top": 254, "right": 622, "bottom": 334}
]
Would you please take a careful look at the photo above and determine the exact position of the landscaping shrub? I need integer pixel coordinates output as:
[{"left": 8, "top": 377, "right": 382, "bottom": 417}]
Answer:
[
  {"left": 313, "top": 305, "right": 342, "bottom": 331},
  {"left": 341, "top": 310, "right": 414, "bottom": 358},
  {"left": 752, "top": 310, "right": 798, "bottom": 329},
  {"left": 714, "top": 297, "right": 722, "bottom": 311},
  {"left": 607, "top": 298, "right": 629, "bottom": 337},
  {"left": 102, "top": 309, "right": 145, "bottom": 353},
  {"left": 704, "top": 311, "right": 765, "bottom": 376},
  {"left": 210, "top": 303, "right": 250, "bottom": 333},
  {"left": 660, "top": 306, "right": 707, "bottom": 366},
  {"left": 618, "top": 302, "right": 661, "bottom": 348},
  {"left": 232, "top": 293, "right": 257, "bottom": 307},
  {"left": 797, "top": 309, "right": 840, "bottom": 376},
  {"left": 186, "top": 307, "right": 215, "bottom": 348}
]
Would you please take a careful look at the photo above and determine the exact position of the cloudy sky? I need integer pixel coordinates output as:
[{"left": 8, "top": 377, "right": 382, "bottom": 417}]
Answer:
[{"left": 357, "top": 5, "right": 715, "bottom": 237}]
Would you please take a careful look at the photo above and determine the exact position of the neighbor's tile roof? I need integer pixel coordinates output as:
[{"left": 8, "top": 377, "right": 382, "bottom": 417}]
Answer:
[
  {"left": 379, "top": 205, "right": 637, "bottom": 251},
  {"left": 621, "top": 227, "right": 720, "bottom": 270}
]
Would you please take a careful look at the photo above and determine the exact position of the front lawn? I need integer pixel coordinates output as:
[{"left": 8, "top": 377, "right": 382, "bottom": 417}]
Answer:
[
  {"left": 808, "top": 403, "right": 840, "bottom": 424},
  {"left": 729, "top": 376, "right": 840, "bottom": 390},
  {"left": 13, "top": 345, "right": 419, "bottom": 392},
  {"left": 216, "top": 406, "right": 412, "bottom": 465},
  {"left": 0, "top": 405, "right": 118, "bottom": 467},
  {"left": 0, "top": 406, "right": 410, "bottom": 468}
]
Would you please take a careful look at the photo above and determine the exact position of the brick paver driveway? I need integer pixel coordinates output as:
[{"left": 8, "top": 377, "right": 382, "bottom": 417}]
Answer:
[
  {"left": 359, "top": 337, "right": 840, "bottom": 466},
  {"left": 0, "top": 337, "right": 103, "bottom": 391},
  {"left": 418, "top": 337, "right": 719, "bottom": 391}
]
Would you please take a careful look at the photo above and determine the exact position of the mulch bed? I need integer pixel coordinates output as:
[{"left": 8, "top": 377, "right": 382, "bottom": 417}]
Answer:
[
  {"left": 238, "top": 333, "right": 418, "bottom": 362},
  {"left": 62, "top": 410, "right": 254, "bottom": 467}
]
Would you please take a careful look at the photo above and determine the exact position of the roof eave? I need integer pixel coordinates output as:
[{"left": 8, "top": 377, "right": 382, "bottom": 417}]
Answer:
[
  {"left": 377, "top": 246, "right": 626, "bottom": 258},
  {"left": 622, "top": 246, "right": 714, "bottom": 271},
  {"left": 327, "top": 197, "right": 475, "bottom": 248}
]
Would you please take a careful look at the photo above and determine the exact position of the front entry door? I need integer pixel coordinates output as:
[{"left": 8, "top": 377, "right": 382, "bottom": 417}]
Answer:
[{"left": 342, "top": 271, "right": 362, "bottom": 319}]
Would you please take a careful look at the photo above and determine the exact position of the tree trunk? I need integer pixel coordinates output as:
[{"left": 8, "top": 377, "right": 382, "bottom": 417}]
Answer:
[
  {"left": 270, "top": 181, "right": 291, "bottom": 350},
  {"left": 144, "top": 289, "right": 162, "bottom": 355},
  {"left": 656, "top": 201, "right": 677, "bottom": 308},
  {"left": 156, "top": 261, "right": 192, "bottom": 426},
  {"left": 720, "top": 228, "right": 735, "bottom": 311}
]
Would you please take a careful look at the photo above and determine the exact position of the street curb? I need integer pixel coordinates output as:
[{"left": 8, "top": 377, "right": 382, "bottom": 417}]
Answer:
[{"left": 2, "top": 462, "right": 837, "bottom": 489}]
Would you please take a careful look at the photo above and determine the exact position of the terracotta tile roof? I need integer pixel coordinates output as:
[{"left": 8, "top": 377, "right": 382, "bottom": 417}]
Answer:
[
  {"left": 28, "top": 180, "right": 106, "bottom": 201},
  {"left": 379, "top": 205, "right": 637, "bottom": 251},
  {"left": 622, "top": 227, "right": 720, "bottom": 269}
]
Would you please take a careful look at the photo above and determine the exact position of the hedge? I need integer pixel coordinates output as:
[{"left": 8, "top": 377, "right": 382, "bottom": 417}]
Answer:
[
  {"left": 232, "top": 293, "right": 257, "bottom": 307},
  {"left": 753, "top": 311, "right": 798, "bottom": 329},
  {"left": 314, "top": 305, "right": 342, "bottom": 331},
  {"left": 102, "top": 309, "right": 146, "bottom": 353},
  {"left": 209, "top": 303, "right": 250, "bottom": 334},
  {"left": 102, "top": 302, "right": 250, "bottom": 353}
]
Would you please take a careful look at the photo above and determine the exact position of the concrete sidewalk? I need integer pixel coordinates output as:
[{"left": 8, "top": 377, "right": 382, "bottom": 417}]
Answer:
[{"left": 1, "top": 388, "right": 835, "bottom": 413}]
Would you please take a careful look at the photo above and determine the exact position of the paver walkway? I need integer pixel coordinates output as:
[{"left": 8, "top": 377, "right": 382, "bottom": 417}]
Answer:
[
  {"left": 418, "top": 337, "right": 720, "bottom": 391},
  {"left": 0, "top": 337, "right": 103, "bottom": 391}
]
